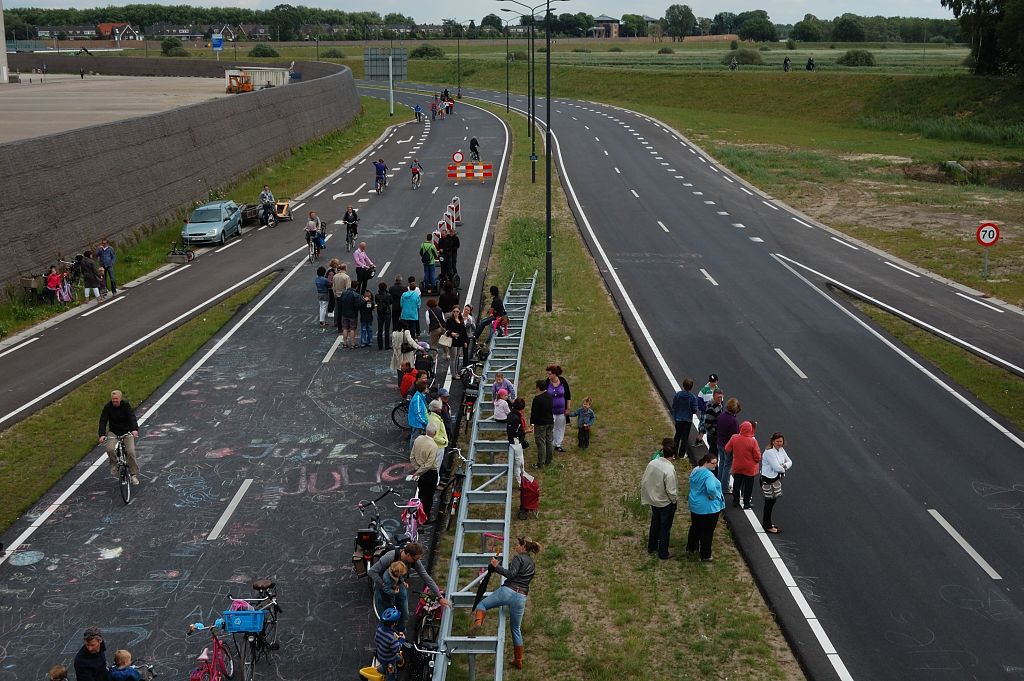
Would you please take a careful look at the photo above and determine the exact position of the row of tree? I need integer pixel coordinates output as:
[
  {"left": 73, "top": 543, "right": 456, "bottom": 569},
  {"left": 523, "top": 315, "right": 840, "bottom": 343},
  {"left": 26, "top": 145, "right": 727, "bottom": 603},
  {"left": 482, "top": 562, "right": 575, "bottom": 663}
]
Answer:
[{"left": 942, "top": 0, "right": 1024, "bottom": 73}]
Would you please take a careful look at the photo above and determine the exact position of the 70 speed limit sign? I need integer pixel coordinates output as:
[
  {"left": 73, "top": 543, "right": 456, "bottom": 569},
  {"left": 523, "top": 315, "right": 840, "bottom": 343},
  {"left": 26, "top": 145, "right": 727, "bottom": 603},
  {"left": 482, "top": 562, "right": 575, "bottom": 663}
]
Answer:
[{"left": 976, "top": 222, "right": 1000, "bottom": 247}]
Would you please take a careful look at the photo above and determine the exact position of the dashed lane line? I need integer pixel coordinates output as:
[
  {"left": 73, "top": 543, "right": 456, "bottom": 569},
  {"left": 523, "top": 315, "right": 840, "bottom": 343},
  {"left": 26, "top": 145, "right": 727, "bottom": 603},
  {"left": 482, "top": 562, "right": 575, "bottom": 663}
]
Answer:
[
  {"left": 883, "top": 261, "right": 921, "bottom": 278},
  {"left": 80, "top": 294, "right": 125, "bottom": 317},
  {"left": 157, "top": 264, "right": 192, "bottom": 281},
  {"left": 954, "top": 291, "right": 1003, "bottom": 313},
  {"left": 700, "top": 268, "right": 719, "bottom": 286}
]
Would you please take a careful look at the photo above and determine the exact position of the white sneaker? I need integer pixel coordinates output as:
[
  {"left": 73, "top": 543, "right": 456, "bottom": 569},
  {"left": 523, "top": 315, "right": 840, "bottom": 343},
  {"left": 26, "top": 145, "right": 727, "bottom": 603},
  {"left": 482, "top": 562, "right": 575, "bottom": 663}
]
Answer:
[{"left": 131, "top": 475, "right": 140, "bottom": 485}]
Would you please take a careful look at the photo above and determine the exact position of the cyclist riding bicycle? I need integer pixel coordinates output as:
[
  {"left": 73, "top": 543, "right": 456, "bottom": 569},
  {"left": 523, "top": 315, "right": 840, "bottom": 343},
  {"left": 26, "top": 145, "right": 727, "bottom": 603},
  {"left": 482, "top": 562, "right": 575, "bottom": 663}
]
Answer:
[
  {"left": 99, "top": 389, "right": 140, "bottom": 485},
  {"left": 258, "top": 185, "right": 276, "bottom": 225},
  {"left": 469, "top": 137, "right": 480, "bottom": 161},
  {"left": 410, "top": 159, "right": 424, "bottom": 187},
  {"left": 305, "top": 211, "right": 324, "bottom": 243},
  {"left": 343, "top": 205, "right": 359, "bottom": 240},
  {"left": 373, "top": 159, "right": 389, "bottom": 191},
  {"left": 413, "top": 103, "right": 423, "bottom": 122}
]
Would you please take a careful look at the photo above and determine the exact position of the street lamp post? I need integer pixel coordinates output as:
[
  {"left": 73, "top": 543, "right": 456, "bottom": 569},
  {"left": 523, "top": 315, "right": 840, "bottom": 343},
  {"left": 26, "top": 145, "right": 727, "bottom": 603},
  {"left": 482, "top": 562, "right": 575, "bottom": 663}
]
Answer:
[{"left": 504, "top": 20, "right": 510, "bottom": 112}]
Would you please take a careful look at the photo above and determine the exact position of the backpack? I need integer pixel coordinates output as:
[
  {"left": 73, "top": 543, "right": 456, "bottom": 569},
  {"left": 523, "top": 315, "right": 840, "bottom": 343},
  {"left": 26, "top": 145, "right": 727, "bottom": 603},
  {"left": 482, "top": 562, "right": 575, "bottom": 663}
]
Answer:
[{"left": 420, "top": 245, "right": 432, "bottom": 265}]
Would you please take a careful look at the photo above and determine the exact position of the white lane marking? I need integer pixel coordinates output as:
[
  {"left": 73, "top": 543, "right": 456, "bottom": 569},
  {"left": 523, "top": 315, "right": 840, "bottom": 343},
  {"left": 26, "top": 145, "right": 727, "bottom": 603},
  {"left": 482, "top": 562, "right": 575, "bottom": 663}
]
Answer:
[
  {"left": 724, "top": 176, "right": 734, "bottom": 183},
  {"left": 657, "top": 221, "right": 669, "bottom": 233},
  {"left": 667, "top": 168, "right": 677, "bottom": 172},
  {"left": 207, "top": 479, "right": 254, "bottom": 541},
  {"left": 928, "top": 509, "right": 1002, "bottom": 579},
  {"left": 692, "top": 191, "right": 703, "bottom": 195},
  {"left": 953, "top": 291, "right": 1003, "bottom": 313},
  {"left": 774, "top": 253, "right": 1024, "bottom": 439},
  {"left": 0, "top": 337, "right": 38, "bottom": 359},
  {"left": 80, "top": 295, "right": 125, "bottom": 317},
  {"left": 314, "top": 188, "right": 326, "bottom": 197},
  {"left": 396, "top": 135, "right": 414, "bottom": 144},
  {"left": 432, "top": 186, "right": 439, "bottom": 195},
  {"left": 700, "top": 268, "right": 718, "bottom": 286},
  {"left": 683, "top": 183, "right": 693, "bottom": 187},
  {"left": 603, "top": 150, "right": 609, "bottom": 156},
  {"left": 792, "top": 217, "right": 814, "bottom": 229},
  {"left": 334, "top": 182, "right": 367, "bottom": 200},
  {"left": 347, "top": 167, "right": 356, "bottom": 174},
  {"left": 214, "top": 239, "right": 241, "bottom": 253},
  {"left": 689, "top": 148, "right": 696, "bottom": 154},
  {"left": 741, "top": 187, "right": 753, "bottom": 195},
  {"left": 293, "top": 202, "right": 305, "bottom": 211},
  {"left": 410, "top": 216, "right": 420, "bottom": 228},
  {"left": 358, "top": 198, "right": 369, "bottom": 203},
  {"left": 883, "top": 261, "right": 921, "bottom": 278},
  {"left": 717, "top": 211, "right": 729, "bottom": 216},
  {"left": 733, "top": 223, "right": 746, "bottom": 229},
  {"left": 157, "top": 264, "right": 192, "bottom": 281},
  {"left": 323, "top": 334, "right": 344, "bottom": 363},
  {"left": 359, "top": 158, "right": 366, "bottom": 164},
  {"left": 614, "top": 167, "right": 621, "bottom": 174},
  {"left": 704, "top": 200, "right": 716, "bottom": 205},
  {"left": 774, "top": 348, "right": 808, "bottom": 378},
  {"left": 699, "top": 157, "right": 707, "bottom": 163},
  {"left": 675, "top": 175, "right": 684, "bottom": 179},
  {"left": 750, "top": 237, "right": 765, "bottom": 243},
  {"left": 332, "top": 176, "right": 343, "bottom": 185},
  {"left": 257, "top": 225, "right": 267, "bottom": 231},
  {"left": 630, "top": 189, "right": 639, "bottom": 198},
  {"left": 710, "top": 166, "right": 719, "bottom": 173},
  {"left": 378, "top": 261, "right": 391, "bottom": 279},
  {"left": 761, "top": 200, "right": 779, "bottom": 211},
  {"left": 0, "top": 249, "right": 309, "bottom": 563},
  {"left": 830, "top": 236, "right": 859, "bottom": 250}
]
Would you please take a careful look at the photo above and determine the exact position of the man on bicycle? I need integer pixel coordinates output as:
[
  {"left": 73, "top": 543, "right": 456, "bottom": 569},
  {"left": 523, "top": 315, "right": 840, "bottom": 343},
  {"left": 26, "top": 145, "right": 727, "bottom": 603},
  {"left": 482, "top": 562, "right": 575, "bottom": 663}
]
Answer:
[
  {"left": 410, "top": 158, "right": 424, "bottom": 188},
  {"left": 369, "top": 542, "right": 451, "bottom": 633},
  {"left": 305, "top": 210, "right": 324, "bottom": 242},
  {"left": 373, "top": 159, "right": 389, "bottom": 191},
  {"left": 99, "top": 390, "right": 140, "bottom": 485},
  {"left": 469, "top": 137, "right": 480, "bottom": 161},
  {"left": 353, "top": 241, "right": 375, "bottom": 294},
  {"left": 258, "top": 185, "right": 276, "bottom": 225},
  {"left": 413, "top": 103, "right": 422, "bottom": 122}
]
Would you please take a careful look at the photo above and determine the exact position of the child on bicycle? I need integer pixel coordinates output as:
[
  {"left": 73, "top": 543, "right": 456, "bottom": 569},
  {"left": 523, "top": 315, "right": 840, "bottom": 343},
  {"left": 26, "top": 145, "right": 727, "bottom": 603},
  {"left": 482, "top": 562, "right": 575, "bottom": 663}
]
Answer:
[
  {"left": 109, "top": 650, "right": 141, "bottom": 681},
  {"left": 374, "top": 608, "right": 404, "bottom": 681},
  {"left": 567, "top": 396, "right": 597, "bottom": 450}
]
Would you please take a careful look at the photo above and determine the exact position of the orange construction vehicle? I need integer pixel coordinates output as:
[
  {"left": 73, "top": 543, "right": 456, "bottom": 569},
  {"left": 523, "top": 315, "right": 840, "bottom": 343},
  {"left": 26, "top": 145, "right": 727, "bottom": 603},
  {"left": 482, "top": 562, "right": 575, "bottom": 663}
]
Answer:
[{"left": 226, "top": 74, "right": 253, "bottom": 94}]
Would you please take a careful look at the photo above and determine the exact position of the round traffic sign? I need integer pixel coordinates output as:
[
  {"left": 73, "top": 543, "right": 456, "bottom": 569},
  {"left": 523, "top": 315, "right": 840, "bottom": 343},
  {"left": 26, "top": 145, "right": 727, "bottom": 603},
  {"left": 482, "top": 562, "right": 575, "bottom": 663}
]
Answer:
[
  {"left": 976, "top": 222, "right": 1000, "bottom": 247},
  {"left": 452, "top": 151, "right": 464, "bottom": 164}
]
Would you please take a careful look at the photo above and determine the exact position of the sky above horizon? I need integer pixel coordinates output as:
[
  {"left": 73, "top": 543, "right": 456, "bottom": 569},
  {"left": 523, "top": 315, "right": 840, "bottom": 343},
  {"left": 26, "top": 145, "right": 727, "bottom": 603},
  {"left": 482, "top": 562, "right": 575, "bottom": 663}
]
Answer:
[{"left": 2, "top": 0, "right": 955, "bottom": 25}]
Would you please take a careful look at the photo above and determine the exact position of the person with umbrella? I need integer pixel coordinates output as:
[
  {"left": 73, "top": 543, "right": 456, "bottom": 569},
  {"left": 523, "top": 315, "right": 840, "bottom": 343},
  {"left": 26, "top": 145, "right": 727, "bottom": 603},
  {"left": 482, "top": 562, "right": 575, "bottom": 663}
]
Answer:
[{"left": 468, "top": 536, "right": 541, "bottom": 670}]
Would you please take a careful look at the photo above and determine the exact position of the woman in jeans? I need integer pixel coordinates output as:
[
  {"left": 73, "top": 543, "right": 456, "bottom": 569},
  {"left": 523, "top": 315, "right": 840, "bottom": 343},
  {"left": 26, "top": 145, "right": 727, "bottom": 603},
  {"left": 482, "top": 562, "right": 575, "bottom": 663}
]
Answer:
[
  {"left": 716, "top": 398, "right": 741, "bottom": 493},
  {"left": 687, "top": 452, "right": 725, "bottom": 561},
  {"left": 468, "top": 536, "right": 541, "bottom": 670},
  {"left": 725, "top": 420, "right": 761, "bottom": 510},
  {"left": 545, "top": 365, "right": 571, "bottom": 452}
]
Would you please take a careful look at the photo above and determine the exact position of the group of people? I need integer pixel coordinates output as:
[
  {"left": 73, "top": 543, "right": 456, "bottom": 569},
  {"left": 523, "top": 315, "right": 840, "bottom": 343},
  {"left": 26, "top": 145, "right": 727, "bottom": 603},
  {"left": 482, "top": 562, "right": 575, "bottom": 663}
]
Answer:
[
  {"left": 40, "top": 238, "right": 117, "bottom": 305},
  {"left": 430, "top": 89, "right": 457, "bottom": 121},
  {"left": 643, "top": 373, "right": 795, "bottom": 562},
  {"left": 49, "top": 626, "right": 143, "bottom": 681}
]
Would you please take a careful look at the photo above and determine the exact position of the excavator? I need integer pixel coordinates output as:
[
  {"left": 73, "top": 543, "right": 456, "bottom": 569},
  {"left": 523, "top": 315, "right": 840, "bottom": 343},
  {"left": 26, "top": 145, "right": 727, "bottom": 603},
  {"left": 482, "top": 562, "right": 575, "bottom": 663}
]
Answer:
[{"left": 226, "top": 73, "right": 253, "bottom": 94}]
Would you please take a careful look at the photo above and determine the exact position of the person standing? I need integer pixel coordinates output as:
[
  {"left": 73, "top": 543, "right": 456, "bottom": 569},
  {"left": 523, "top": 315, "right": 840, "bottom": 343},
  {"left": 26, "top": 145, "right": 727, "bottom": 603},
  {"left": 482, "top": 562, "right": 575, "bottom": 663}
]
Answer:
[
  {"left": 81, "top": 250, "right": 101, "bottom": 300},
  {"left": 375, "top": 282, "right": 393, "bottom": 350},
  {"left": 697, "top": 373, "right": 719, "bottom": 410},
  {"left": 354, "top": 242, "right": 375, "bottom": 294},
  {"left": 760, "top": 432, "right": 793, "bottom": 534},
  {"left": 410, "top": 422, "right": 440, "bottom": 519},
  {"left": 726, "top": 420, "right": 761, "bottom": 510},
  {"left": 507, "top": 397, "right": 529, "bottom": 486},
  {"left": 400, "top": 282, "right": 422, "bottom": 337},
  {"left": 99, "top": 390, "right": 140, "bottom": 485},
  {"left": 359, "top": 292, "right": 375, "bottom": 348},
  {"left": 545, "top": 365, "right": 571, "bottom": 452},
  {"left": 530, "top": 380, "right": 554, "bottom": 468},
  {"left": 567, "top": 397, "right": 596, "bottom": 450},
  {"left": 338, "top": 283, "right": 362, "bottom": 348},
  {"left": 444, "top": 305, "right": 467, "bottom": 368},
  {"left": 407, "top": 373, "right": 429, "bottom": 441},
  {"left": 427, "top": 399, "right": 449, "bottom": 474},
  {"left": 468, "top": 537, "right": 541, "bottom": 670},
  {"left": 641, "top": 443, "right": 679, "bottom": 560},
  {"left": 716, "top": 398, "right": 741, "bottom": 493},
  {"left": 314, "top": 266, "right": 330, "bottom": 327},
  {"left": 391, "top": 322, "right": 418, "bottom": 381},
  {"left": 687, "top": 453, "right": 725, "bottom": 562},
  {"left": 671, "top": 377, "right": 701, "bottom": 461},
  {"left": 74, "top": 626, "right": 110, "bottom": 681},
  {"left": 425, "top": 298, "right": 445, "bottom": 349},
  {"left": 418, "top": 234, "right": 439, "bottom": 291},
  {"left": 439, "top": 227, "right": 460, "bottom": 281},
  {"left": 96, "top": 239, "right": 117, "bottom": 295},
  {"left": 700, "top": 389, "right": 724, "bottom": 458},
  {"left": 388, "top": 275, "right": 405, "bottom": 329},
  {"left": 650, "top": 437, "right": 676, "bottom": 461},
  {"left": 332, "top": 263, "right": 352, "bottom": 331}
]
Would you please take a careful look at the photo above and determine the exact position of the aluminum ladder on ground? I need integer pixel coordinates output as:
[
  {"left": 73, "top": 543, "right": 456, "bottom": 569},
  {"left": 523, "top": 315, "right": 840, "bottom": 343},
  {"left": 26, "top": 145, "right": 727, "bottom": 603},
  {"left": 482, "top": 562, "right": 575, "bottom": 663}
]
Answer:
[{"left": 432, "top": 271, "right": 538, "bottom": 681}]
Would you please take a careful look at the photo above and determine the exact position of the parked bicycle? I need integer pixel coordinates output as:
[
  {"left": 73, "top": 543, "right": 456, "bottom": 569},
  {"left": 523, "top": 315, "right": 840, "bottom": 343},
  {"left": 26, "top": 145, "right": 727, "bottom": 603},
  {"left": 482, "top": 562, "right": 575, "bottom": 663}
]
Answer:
[
  {"left": 128, "top": 661, "right": 158, "bottom": 680},
  {"left": 402, "top": 641, "right": 456, "bottom": 681},
  {"left": 168, "top": 241, "right": 196, "bottom": 262},
  {"left": 391, "top": 397, "right": 410, "bottom": 431},
  {"left": 228, "top": 579, "right": 282, "bottom": 681},
  {"left": 112, "top": 432, "right": 135, "bottom": 505},
  {"left": 353, "top": 488, "right": 408, "bottom": 586},
  {"left": 439, "top": 449, "right": 468, "bottom": 532},
  {"left": 396, "top": 494, "right": 424, "bottom": 543},
  {"left": 187, "top": 618, "right": 236, "bottom": 681},
  {"left": 458, "top": 362, "right": 484, "bottom": 435}
]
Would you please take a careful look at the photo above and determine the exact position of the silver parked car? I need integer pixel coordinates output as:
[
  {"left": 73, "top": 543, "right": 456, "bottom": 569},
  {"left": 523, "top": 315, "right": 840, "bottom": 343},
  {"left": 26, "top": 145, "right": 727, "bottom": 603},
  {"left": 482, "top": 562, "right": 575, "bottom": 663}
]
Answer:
[{"left": 181, "top": 201, "right": 242, "bottom": 246}]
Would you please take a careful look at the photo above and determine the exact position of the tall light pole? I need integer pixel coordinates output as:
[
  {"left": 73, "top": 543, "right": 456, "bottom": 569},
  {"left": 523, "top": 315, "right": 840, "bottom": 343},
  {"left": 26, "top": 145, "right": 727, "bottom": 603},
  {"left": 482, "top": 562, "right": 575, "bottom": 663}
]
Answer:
[
  {"left": 503, "top": 19, "right": 510, "bottom": 112},
  {"left": 544, "top": 2, "right": 553, "bottom": 311},
  {"left": 501, "top": 4, "right": 542, "bottom": 181},
  {"left": 454, "top": 19, "right": 473, "bottom": 98},
  {"left": 0, "top": 0, "right": 9, "bottom": 85}
]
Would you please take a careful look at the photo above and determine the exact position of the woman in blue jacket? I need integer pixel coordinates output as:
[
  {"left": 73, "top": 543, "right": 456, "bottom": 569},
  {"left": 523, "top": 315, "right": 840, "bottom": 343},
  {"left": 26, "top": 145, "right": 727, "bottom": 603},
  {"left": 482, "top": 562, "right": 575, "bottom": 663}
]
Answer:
[{"left": 687, "top": 453, "right": 726, "bottom": 562}]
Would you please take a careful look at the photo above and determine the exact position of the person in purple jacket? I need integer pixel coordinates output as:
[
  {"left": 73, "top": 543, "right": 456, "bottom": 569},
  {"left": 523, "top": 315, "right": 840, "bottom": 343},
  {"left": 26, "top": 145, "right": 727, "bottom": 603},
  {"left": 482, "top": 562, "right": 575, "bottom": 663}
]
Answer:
[
  {"left": 716, "top": 398, "right": 742, "bottom": 493},
  {"left": 545, "top": 365, "right": 571, "bottom": 452}
]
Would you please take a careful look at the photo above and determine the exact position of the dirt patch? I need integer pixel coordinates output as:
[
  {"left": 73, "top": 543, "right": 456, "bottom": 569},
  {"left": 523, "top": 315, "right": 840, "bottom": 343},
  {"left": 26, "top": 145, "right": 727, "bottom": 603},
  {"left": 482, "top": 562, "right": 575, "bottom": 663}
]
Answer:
[
  {"left": 839, "top": 153, "right": 913, "bottom": 164},
  {"left": 901, "top": 160, "right": 1024, "bottom": 190}
]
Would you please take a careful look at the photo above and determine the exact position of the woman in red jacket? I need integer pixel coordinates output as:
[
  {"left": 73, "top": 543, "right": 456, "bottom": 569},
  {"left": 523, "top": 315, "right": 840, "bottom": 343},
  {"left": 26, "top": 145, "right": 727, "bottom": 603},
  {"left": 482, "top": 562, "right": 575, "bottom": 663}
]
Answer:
[{"left": 725, "top": 420, "right": 761, "bottom": 510}]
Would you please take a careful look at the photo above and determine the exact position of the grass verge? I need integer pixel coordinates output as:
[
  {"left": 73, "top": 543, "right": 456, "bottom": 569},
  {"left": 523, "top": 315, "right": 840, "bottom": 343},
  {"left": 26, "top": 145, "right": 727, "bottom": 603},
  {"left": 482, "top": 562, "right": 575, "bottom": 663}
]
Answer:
[
  {"left": 433, "top": 98, "right": 802, "bottom": 678},
  {"left": 0, "top": 96, "right": 404, "bottom": 340},
  {"left": 850, "top": 298, "right": 1024, "bottom": 432},
  {"left": 0, "top": 275, "right": 274, "bottom": 532}
]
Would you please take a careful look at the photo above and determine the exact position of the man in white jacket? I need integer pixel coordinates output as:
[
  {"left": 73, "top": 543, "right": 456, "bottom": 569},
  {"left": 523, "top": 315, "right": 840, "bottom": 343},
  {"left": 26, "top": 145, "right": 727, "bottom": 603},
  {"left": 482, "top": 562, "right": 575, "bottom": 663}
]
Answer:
[{"left": 641, "top": 445, "right": 679, "bottom": 560}]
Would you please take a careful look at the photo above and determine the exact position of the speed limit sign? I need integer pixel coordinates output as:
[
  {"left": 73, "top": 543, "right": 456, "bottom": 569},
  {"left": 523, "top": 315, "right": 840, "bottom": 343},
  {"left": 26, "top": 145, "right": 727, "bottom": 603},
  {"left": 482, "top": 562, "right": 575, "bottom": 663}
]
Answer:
[{"left": 976, "top": 222, "right": 1000, "bottom": 247}]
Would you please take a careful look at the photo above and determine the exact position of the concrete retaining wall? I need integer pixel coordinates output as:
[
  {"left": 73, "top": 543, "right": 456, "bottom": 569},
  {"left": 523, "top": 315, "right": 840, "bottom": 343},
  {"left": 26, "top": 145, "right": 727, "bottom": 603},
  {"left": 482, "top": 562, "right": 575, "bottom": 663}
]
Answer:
[{"left": 0, "top": 58, "right": 360, "bottom": 289}]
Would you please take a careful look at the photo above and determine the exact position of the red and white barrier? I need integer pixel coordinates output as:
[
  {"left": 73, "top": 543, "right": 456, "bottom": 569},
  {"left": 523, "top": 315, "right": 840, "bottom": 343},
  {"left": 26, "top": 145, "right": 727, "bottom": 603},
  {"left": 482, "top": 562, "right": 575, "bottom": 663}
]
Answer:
[{"left": 451, "top": 196, "right": 462, "bottom": 225}]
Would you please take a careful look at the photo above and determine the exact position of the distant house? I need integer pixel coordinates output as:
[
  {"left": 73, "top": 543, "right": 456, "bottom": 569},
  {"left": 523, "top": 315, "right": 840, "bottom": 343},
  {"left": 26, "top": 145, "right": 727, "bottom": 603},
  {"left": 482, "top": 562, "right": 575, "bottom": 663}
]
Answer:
[
  {"left": 97, "top": 22, "right": 142, "bottom": 40},
  {"left": 592, "top": 15, "right": 620, "bottom": 38},
  {"left": 149, "top": 23, "right": 204, "bottom": 40},
  {"left": 39, "top": 25, "right": 97, "bottom": 40},
  {"left": 238, "top": 24, "right": 272, "bottom": 41},
  {"left": 384, "top": 24, "right": 414, "bottom": 36},
  {"left": 211, "top": 24, "right": 237, "bottom": 41},
  {"left": 508, "top": 25, "right": 530, "bottom": 36},
  {"left": 643, "top": 15, "right": 660, "bottom": 31},
  {"left": 299, "top": 24, "right": 337, "bottom": 39},
  {"left": 415, "top": 24, "right": 446, "bottom": 37}
]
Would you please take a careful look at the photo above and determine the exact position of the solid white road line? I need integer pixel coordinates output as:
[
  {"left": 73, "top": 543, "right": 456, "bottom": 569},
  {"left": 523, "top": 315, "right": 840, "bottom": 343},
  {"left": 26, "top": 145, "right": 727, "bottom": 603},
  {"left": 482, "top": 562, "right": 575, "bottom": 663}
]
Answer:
[
  {"left": 699, "top": 268, "right": 718, "bottom": 286},
  {"left": 774, "top": 347, "right": 808, "bottom": 379},
  {"left": 830, "top": 236, "right": 859, "bottom": 250},
  {"left": 954, "top": 291, "right": 1004, "bottom": 313},
  {"left": 207, "top": 479, "right": 254, "bottom": 541},
  {"left": 378, "top": 261, "right": 391, "bottom": 279},
  {"left": 657, "top": 221, "right": 669, "bottom": 233},
  {"left": 156, "top": 264, "right": 192, "bottom": 281},
  {"left": 928, "top": 509, "right": 1002, "bottom": 580},
  {"left": 761, "top": 200, "right": 779, "bottom": 211},
  {"left": 0, "top": 336, "right": 38, "bottom": 359},
  {"left": 81, "top": 295, "right": 125, "bottom": 317},
  {"left": 410, "top": 216, "right": 420, "bottom": 228},
  {"left": 792, "top": 217, "right": 814, "bottom": 229},
  {"left": 214, "top": 239, "right": 241, "bottom": 253},
  {"left": 883, "top": 261, "right": 921, "bottom": 278},
  {"left": 773, "top": 252, "right": 1024, "bottom": 446},
  {"left": 630, "top": 190, "right": 639, "bottom": 198},
  {"left": 323, "top": 334, "right": 345, "bottom": 364}
]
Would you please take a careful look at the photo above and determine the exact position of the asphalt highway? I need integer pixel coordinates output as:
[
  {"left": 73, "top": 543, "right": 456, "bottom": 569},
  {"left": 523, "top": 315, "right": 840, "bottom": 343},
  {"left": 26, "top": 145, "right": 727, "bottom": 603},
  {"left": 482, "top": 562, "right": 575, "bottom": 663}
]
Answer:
[
  {"left": 0, "top": 90, "right": 509, "bottom": 678},
  {"left": 435, "top": 85, "right": 1024, "bottom": 681}
]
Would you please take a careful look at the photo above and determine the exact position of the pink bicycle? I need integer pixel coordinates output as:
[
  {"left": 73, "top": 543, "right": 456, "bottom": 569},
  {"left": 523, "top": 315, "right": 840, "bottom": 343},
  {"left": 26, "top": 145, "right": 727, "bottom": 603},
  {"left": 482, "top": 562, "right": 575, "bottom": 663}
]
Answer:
[{"left": 187, "top": 618, "right": 236, "bottom": 680}]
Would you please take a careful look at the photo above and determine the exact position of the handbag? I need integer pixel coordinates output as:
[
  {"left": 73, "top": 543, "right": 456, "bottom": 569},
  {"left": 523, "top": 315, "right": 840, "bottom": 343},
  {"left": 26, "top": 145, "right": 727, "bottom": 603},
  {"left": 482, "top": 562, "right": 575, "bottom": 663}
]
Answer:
[
  {"left": 438, "top": 334, "right": 453, "bottom": 348},
  {"left": 400, "top": 340, "right": 416, "bottom": 353}
]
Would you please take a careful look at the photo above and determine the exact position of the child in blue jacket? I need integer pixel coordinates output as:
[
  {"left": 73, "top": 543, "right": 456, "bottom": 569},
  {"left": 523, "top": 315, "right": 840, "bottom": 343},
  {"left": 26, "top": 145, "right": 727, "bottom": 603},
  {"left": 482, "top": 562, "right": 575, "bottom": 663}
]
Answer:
[{"left": 567, "top": 397, "right": 596, "bottom": 450}]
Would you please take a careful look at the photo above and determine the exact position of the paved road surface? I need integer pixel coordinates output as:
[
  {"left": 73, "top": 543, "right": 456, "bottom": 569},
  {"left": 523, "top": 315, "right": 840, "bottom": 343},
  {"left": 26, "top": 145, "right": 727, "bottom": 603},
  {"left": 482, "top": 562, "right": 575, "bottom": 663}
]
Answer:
[
  {"left": 411, "top": 85, "right": 1024, "bottom": 681},
  {"left": 0, "top": 91, "right": 508, "bottom": 678}
]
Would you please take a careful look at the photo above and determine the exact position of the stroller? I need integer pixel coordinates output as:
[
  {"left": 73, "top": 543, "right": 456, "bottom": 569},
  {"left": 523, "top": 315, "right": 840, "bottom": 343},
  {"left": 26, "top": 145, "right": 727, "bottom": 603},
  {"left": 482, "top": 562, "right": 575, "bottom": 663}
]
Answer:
[{"left": 518, "top": 472, "right": 540, "bottom": 520}]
